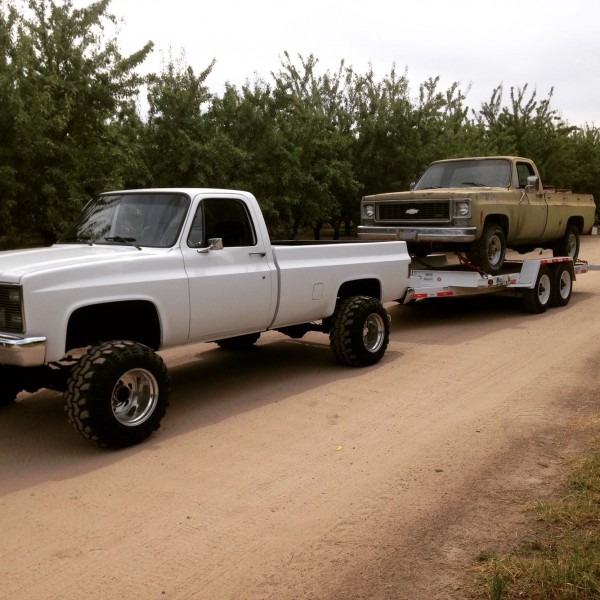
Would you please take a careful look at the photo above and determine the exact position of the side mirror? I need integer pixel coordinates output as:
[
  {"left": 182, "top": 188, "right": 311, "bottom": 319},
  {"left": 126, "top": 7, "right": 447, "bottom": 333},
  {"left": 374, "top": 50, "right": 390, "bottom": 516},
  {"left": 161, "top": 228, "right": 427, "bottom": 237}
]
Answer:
[
  {"left": 525, "top": 175, "right": 540, "bottom": 193},
  {"left": 197, "top": 237, "right": 224, "bottom": 253},
  {"left": 409, "top": 182, "right": 416, "bottom": 190}
]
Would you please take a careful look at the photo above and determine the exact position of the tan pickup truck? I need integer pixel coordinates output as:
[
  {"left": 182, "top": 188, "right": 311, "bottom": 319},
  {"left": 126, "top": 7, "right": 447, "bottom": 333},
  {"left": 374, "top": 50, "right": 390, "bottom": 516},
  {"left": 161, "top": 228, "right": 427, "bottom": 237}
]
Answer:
[{"left": 358, "top": 156, "right": 597, "bottom": 273}]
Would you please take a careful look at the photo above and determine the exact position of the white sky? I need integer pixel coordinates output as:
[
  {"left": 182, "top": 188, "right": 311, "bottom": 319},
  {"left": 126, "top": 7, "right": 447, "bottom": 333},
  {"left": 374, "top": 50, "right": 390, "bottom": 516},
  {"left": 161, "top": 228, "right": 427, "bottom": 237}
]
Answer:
[{"left": 95, "top": 0, "right": 600, "bottom": 126}]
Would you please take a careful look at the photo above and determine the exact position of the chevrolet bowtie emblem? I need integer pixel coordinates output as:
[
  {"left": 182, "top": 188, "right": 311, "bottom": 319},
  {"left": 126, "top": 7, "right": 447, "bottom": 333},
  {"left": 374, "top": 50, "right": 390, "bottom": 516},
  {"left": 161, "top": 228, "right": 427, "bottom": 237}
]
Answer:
[{"left": 406, "top": 208, "right": 419, "bottom": 215}]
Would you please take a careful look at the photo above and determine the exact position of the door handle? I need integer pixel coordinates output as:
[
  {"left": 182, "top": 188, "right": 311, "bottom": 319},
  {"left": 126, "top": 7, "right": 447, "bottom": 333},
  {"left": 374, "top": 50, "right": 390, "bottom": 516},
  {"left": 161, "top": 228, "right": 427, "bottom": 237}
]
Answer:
[{"left": 249, "top": 252, "right": 266, "bottom": 257}]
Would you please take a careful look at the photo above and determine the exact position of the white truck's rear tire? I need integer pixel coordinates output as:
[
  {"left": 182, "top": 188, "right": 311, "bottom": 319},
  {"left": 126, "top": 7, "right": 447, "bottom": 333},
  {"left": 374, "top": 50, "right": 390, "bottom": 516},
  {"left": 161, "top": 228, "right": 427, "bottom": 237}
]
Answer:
[
  {"left": 64, "top": 340, "right": 170, "bottom": 448},
  {"left": 329, "top": 296, "right": 390, "bottom": 367}
]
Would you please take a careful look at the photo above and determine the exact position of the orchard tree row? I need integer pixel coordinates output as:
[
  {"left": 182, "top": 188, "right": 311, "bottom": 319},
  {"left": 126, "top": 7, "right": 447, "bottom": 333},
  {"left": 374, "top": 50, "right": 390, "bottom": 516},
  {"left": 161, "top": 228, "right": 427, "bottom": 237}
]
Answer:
[{"left": 1, "top": 0, "right": 599, "bottom": 246}]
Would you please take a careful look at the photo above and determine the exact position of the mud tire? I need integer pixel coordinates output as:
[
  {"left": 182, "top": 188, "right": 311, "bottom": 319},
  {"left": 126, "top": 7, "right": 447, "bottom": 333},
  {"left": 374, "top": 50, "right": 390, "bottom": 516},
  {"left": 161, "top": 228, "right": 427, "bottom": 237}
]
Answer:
[
  {"left": 64, "top": 340, "right": 170, "bottom": 448},
  {"left": 329, "top": 296, "right": 390, "bottom": 367}
]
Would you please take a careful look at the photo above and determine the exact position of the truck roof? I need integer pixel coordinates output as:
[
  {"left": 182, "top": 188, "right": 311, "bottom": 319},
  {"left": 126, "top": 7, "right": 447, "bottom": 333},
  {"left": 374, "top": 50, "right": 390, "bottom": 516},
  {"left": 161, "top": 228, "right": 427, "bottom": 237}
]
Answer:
[
  {"left": 101, "top": 188, "right": 253, "bottom": 196},
  {"left": 430, "top": 156, "right": 531, "bottom": 163}
]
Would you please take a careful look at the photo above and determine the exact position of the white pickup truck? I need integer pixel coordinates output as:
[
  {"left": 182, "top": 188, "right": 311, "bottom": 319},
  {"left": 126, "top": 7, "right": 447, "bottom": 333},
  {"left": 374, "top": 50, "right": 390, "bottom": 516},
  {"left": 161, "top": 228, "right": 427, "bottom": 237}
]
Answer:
[{"left": 0, "top": 189, "right": 411, "bottom": 448}]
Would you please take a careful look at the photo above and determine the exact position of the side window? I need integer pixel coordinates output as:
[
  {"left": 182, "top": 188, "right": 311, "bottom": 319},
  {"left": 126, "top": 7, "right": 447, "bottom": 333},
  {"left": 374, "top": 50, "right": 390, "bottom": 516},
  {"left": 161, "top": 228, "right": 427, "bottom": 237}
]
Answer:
[
  {"left": 516, "top": 162, "right": 535, "bottom": 188},
  {"left": 187, "top": 208, "right": 203, "bottom": 247},
  {"left": 187, "top": 198, "right": 257, "bottom": 248}
]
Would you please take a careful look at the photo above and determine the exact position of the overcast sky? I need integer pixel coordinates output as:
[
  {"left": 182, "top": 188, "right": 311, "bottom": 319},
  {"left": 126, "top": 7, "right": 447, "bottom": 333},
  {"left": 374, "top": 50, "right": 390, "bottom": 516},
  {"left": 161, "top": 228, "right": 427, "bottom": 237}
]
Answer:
[{"left": 92, "top": 0, "right": 600, "bottom": 126}]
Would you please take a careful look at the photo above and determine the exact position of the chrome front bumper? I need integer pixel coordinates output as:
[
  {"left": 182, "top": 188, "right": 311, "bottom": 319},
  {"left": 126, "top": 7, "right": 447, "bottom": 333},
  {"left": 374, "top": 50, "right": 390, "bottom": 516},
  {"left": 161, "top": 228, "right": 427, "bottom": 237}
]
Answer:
[
  {"left": 0, "top": 335, "right": 46, "bottom": 367},
  {"left": 358, "top": 225, "right": 477, "bottom": 243}
]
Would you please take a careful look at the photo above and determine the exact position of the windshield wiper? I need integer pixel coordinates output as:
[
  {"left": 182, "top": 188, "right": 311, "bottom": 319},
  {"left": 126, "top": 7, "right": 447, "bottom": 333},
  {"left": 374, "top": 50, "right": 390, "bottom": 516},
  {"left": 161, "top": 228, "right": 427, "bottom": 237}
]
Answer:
[
  {"left": 104, "top": 236, "right": 142, "bottom": 250},
  {"left": 461, "top": 181, "right": 486, "bottom": 187},
  {"left": 420, "top": 185, "right": 442, "bottom": 190}
]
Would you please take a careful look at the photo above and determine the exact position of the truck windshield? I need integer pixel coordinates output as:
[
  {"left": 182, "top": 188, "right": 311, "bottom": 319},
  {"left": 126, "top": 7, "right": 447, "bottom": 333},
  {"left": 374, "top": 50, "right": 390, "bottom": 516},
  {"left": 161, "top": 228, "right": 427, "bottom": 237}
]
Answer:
[
  {"left": 59, "top": 193, "right": 190, "bottom": 248},
  {"left": 414, "top": 158, "right": 511, "bottom": 190}
]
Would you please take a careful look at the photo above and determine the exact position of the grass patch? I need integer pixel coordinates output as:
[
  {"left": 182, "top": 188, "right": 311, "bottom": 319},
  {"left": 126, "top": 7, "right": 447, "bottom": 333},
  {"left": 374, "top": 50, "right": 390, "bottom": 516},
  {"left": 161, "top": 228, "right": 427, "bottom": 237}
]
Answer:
[{"left": 471, "top": 438, "right": 600, "bottom": 599}]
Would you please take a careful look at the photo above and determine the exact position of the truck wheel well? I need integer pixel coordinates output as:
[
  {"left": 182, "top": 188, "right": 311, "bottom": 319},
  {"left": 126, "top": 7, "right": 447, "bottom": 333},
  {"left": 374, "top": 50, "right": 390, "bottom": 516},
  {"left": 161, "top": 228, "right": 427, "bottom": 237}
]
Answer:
[
  {"left": 484, "top": 214, "right": 509, "bottom": 238},
  {"left": 337, "top": 279, "right": 381, "bottom": 301},
  {"left": 566, "top": 216, "right": 583, "bottom": 232},
  {"left": 66, "top": 301, "right": 161, "bottom": 353}
]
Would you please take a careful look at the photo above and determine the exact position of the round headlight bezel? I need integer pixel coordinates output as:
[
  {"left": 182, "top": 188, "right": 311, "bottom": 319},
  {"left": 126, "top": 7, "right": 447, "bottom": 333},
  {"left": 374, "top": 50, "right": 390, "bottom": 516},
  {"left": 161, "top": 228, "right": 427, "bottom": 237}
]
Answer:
[{"left": 455, "top": 199, "right": 471, "bottom": 218}]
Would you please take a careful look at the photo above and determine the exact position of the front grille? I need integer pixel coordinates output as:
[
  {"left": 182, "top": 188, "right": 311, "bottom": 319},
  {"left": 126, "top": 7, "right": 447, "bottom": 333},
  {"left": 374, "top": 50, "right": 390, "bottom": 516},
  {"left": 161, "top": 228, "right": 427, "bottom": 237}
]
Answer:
[
  {"left": 377, "top": 201, "right": 450, "bottom": 222},
  {"left": 0, "top": 285, "right": 24, "bottom": 333}
]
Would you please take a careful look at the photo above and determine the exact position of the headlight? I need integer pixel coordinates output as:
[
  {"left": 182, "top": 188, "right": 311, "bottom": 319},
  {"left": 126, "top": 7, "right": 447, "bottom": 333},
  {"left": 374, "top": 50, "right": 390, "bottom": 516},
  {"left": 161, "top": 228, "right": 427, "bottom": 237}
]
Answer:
[
  {"left": 7, "top": 289, "right": 21, "bottom": 303},
  {"left": 0, "top": 285, "right": 24, "bottom": 333},
  {"left": 363, "top": 204, "right": 375, "bottom": 218},
  {"left": 455, "top": 200, "right": 471, "bottom": 218}
]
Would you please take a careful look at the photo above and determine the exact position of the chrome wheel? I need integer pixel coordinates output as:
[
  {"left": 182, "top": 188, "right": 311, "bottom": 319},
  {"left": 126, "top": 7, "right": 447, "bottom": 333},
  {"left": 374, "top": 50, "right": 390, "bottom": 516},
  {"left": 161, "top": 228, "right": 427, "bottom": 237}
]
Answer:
[
  {"left": 330, "top": 296, "right": 390, "bottom": 366},
  {"left": 112, "top": 368, "right": 159, "bottom": 427},
  {"left": 363, "top": 313, "right": 386, "bottom": 353}
]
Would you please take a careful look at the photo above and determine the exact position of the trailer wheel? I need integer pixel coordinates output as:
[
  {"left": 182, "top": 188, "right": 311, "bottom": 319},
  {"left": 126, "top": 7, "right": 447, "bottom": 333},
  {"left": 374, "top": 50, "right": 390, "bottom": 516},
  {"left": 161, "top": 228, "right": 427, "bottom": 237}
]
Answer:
[
  {"left": 64, "top": 340, "right": 170, "bottom": 448},
  {"left": 467, "top": 222, "right": 506, "bottom": 274},
  {"left": 550, "top": 263, "right": 573, "bottom": 307},
  {"left": 552, "top": 224, "right": 580, "bottom": 260},
  {"left": 523, "top": 266, "right": 552, "bottom": 314},
  {"left": 329, "top": 296, "right": 390, "bottom": 367},
  {"left": 215, "top": 333, "right": 261, "bottom": 350}
]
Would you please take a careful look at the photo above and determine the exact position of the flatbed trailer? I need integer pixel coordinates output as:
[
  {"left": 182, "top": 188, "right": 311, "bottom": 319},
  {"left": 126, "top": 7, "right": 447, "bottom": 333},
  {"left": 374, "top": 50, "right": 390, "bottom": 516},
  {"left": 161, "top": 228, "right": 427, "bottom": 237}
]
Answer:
[{"left": 400, "top": 255, "right": 590, "bottom": 313}]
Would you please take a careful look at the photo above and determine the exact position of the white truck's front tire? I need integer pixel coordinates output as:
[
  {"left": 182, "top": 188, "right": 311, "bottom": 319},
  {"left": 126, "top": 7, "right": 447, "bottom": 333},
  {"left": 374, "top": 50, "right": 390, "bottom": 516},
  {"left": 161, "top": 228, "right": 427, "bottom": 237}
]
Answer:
[{"left": 64, "top": 340, "right": 170, "bottom": 448}]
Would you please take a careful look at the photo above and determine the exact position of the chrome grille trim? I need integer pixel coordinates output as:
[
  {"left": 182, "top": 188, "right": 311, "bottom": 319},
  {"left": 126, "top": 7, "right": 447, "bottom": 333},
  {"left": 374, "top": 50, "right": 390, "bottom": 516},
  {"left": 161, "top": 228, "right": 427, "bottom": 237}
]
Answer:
[{"left": 376, "top": 200, "right": 451, "bottom": 223}]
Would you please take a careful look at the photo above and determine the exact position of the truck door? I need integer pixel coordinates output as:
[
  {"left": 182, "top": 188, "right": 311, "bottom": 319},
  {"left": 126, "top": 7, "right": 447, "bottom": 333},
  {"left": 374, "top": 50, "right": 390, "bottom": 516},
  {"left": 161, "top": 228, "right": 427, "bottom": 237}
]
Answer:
[
  {"left": 513, "top": 161, "right": 547, "bottom": 242},
  {"left": 182, "top": 196, "right": 276, "bottom": 341}
]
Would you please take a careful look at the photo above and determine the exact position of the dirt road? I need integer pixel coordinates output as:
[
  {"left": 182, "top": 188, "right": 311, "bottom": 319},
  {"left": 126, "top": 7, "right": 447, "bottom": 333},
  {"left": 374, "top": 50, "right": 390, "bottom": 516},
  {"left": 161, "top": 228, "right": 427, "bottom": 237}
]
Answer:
[{"left": 2, "top": 237, "right": 600, "bottom": 600}]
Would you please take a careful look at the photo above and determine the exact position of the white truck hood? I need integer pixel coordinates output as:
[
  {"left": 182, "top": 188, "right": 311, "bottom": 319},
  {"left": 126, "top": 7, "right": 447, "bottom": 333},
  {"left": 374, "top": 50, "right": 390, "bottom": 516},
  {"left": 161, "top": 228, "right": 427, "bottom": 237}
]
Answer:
[{"left": 0, "top": 244, "right": 149, "bottom": 283}]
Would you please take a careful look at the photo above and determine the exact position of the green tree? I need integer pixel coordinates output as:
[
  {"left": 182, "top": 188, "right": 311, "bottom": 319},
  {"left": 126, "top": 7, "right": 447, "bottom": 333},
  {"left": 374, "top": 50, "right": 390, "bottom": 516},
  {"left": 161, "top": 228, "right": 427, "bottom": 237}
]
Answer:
[
  {"left": 0, "top": 0, "right": 152, "bottom": 245},
  {"left": 266, "top": 53, "right": 358, "bottom": 238},
  {"left": 143, "top": 55, "right": 220, "bottom": 187},
  {"left": 476, "top": 85, "right": 577, "bottom": 175}
]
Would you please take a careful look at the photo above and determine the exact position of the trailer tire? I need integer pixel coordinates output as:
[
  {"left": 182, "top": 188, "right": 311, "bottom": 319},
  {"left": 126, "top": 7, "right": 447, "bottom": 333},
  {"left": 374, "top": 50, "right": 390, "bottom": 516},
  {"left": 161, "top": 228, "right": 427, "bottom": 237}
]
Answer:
[
  {"left": 552, "top": 224, "right": 580, "bottom": 260},
  {"left": 64, "top": 340, "right": 170, "bottom": 448},
  {"left": 523, "top": 266, "right": 552, "bottom": 313},
  {"left": 550, "top": 263, "right": 573, "bottom": 307},
  {"left": 467, "top": 222, "right": 506, "bottom": 274},
  {"left": 215, "top": 333, "right": 261, "bottom": 350},
  {"left": 329, "top": 296, "right": 390, "bottom": 367}
]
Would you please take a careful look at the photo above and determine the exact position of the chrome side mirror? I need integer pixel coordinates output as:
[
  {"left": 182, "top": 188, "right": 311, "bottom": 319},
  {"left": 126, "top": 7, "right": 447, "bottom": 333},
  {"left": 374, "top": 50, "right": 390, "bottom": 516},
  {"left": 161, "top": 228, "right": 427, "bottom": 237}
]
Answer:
[
  {"left": 197, "top": 237, "right": 224, "bottom": 253},
  {"left": 525, "top": 175, "right": 540, "bottom": 193}
]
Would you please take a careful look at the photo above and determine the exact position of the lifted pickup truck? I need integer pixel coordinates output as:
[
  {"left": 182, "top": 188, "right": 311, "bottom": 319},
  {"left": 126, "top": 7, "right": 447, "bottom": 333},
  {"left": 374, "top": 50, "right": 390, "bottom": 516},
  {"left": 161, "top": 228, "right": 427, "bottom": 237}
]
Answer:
[
  {"left": 358, "top": 156, "right": 596, "bottom": 273},
  {"left": 0, "top": 189, "right": 410, "bottom": 448}
]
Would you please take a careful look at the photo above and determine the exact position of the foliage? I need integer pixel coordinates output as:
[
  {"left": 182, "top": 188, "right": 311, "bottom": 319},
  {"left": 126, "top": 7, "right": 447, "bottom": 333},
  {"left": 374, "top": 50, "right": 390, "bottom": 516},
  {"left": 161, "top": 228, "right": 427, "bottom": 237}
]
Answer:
[
  {"left": 143, "top": 55, "right": 217, "bottom": 187},
  {"left": 1, "top": 0, "right": 599, "bottom": 246},
  {"left": 471, "top": 438, "right": 600, "bottom": 599},
  {"left": 0, "top": 0, "right": 151, "bottom": 244}
]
